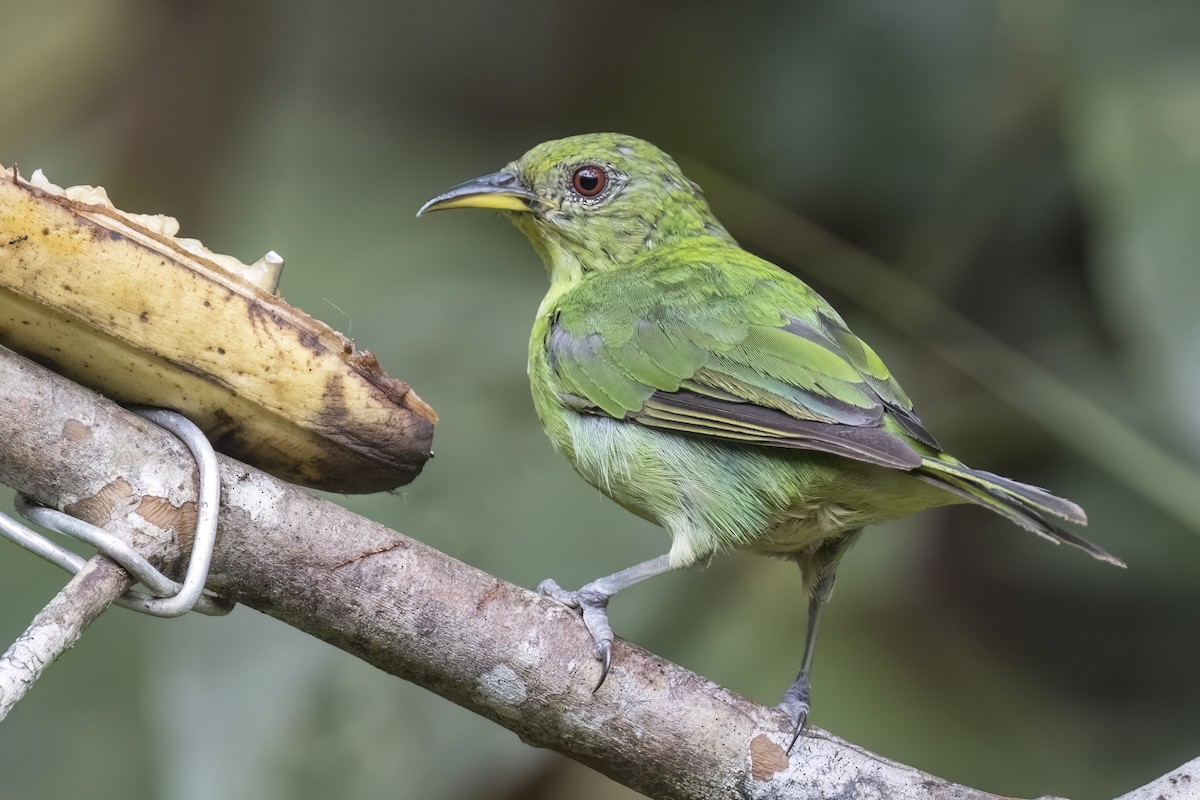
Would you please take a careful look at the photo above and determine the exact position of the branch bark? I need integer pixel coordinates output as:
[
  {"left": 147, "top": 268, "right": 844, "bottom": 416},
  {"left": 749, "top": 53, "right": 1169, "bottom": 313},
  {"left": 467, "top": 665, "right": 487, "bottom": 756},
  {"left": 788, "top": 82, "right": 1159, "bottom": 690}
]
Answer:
[
  {"left": 0, "top": 555, "right": 131, "bottom": 719},
  {"left": 0, "top": 345, "right": 1191, "bottom": 799}
]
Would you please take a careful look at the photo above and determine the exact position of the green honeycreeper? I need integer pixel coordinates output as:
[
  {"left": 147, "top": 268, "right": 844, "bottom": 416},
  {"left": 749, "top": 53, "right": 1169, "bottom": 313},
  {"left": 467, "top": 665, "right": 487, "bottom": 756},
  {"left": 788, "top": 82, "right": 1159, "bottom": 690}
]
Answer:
[{"left": 418, "top": 133, "right": 1123, "bottom": 747}]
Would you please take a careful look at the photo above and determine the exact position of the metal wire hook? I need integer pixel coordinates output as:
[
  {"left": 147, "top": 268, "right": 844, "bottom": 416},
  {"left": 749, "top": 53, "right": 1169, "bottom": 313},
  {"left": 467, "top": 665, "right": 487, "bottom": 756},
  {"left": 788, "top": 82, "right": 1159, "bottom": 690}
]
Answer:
[{"left": 0, "top": 407, "right": 234, "bottom": 617}]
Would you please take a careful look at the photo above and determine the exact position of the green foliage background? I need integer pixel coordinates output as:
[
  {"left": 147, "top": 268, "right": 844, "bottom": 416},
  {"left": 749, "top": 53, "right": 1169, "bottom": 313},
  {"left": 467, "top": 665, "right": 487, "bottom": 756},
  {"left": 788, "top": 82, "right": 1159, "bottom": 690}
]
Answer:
[{"left": 2, "top": 2, "right": 1198, "bottom": 798}]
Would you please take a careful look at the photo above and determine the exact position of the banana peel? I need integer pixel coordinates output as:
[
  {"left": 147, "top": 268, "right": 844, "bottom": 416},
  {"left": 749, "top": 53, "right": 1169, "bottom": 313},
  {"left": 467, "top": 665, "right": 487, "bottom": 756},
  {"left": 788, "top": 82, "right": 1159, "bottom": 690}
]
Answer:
[{"left": 0, "top": 164, "right": 435, "bottom": 494}]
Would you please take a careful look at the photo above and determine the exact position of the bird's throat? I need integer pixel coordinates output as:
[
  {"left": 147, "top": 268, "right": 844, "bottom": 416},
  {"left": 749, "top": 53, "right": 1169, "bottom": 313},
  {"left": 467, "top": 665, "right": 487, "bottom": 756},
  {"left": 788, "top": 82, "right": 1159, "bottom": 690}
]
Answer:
[{"left": 511, "top": 215, "right": 591, "bottom": 290}]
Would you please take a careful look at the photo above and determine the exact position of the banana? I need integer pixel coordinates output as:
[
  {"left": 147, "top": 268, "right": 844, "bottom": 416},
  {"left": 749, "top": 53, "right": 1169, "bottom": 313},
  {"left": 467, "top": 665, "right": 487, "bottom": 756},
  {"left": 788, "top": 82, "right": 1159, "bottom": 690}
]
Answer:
[{"left": 0, "top": 164, "right": 435, "bottom": 494}]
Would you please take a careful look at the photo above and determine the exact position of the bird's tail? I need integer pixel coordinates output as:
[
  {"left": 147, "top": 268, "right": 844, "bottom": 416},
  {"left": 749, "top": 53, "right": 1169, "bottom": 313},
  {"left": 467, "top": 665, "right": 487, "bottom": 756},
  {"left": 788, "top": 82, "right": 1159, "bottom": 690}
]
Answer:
[{"left": 919, "top": 458, "right": 1125, "bottom": 568}]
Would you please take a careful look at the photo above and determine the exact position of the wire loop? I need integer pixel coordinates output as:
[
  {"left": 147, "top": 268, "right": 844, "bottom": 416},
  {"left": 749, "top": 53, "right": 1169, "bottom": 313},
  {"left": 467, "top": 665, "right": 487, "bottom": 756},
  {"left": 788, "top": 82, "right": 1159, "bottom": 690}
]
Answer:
[{"left": 0, "top": 407, "right": 234, "bottom": 617}]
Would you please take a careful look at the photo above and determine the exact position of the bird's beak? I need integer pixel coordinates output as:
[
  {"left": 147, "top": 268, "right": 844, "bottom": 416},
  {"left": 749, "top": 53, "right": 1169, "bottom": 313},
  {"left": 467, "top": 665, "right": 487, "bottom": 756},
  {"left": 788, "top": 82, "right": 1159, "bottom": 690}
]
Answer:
[{"left": 416, "top": 170, "right": 540, "bottom": 216}]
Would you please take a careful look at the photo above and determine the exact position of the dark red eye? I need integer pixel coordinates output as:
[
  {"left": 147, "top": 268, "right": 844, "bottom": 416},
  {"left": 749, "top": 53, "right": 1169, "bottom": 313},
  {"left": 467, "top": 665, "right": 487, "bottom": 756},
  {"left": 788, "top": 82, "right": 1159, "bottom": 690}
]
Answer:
[{"left": 571, "top": 165, "right": 607, "bottom": 198}]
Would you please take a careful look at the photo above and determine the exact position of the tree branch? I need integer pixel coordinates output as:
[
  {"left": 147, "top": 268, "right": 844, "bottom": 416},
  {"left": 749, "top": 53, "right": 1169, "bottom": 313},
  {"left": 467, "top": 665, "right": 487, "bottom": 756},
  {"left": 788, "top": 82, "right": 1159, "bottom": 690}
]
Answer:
[
  {"left": 0, "top": 555, "right": 131, "bottom": 719},
  {"left": 0, "top": 345, "right": 1191, "bottom": 799}
]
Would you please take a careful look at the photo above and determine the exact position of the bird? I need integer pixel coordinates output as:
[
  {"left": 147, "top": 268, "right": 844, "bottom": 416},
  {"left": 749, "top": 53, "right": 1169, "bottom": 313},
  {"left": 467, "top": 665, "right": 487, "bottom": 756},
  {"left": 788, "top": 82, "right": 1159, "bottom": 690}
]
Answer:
[{"left": 417, "top": 132, "right": 1123, "bottom": 749}]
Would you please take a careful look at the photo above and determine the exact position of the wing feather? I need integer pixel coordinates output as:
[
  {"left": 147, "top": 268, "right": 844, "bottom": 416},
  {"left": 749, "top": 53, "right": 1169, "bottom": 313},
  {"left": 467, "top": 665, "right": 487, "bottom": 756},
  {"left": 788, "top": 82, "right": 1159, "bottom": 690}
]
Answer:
[
  {"left": 543, "top": 240, "right": 937, "bottom": 468},
  {"left": 638, "top": 390, "right": 922, "bottom": 468}
]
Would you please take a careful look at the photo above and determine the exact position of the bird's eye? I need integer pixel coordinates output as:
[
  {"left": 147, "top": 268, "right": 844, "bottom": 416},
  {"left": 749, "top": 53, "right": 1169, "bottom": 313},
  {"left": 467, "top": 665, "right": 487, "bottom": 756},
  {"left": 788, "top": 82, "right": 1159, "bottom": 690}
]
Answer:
[{"left": 570, "top": 165, "right": 607, "bottom": 198}]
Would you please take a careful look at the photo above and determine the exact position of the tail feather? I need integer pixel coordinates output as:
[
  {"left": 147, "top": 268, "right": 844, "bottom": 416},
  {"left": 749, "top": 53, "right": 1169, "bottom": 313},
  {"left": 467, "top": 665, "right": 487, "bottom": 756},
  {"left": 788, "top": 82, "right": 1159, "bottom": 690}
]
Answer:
[{"left": 920, "top": 458, "right": 1125, "bottom": 568}]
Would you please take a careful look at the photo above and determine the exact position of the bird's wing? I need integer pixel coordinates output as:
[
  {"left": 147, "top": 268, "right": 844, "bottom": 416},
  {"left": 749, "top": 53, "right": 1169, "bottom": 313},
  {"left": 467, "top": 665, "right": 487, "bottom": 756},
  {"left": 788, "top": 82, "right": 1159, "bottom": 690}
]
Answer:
[{"left": 544, "top": 242, "right": 938, "bottom": 470}]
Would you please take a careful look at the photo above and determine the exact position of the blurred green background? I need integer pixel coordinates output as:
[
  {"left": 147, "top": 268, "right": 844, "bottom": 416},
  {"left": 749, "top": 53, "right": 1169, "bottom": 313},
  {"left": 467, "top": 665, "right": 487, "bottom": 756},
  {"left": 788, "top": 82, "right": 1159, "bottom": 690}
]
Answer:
[{"left": 2, "top": 1, "right": 1198, "bottom": 798}]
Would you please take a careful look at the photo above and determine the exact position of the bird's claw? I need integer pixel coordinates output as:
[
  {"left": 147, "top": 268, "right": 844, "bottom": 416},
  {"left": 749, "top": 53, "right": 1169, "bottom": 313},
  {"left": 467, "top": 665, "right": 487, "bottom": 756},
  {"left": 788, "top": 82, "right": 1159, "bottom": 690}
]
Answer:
[
  {"left": 779, "top": 680, "right": 812, "bottom": 753},
  {"left": 593, "top": 639, "right": 612, "bottom": 692},
  {"left": 538, "top": 578, "right": 614, "bottom": 691},
  {"left": 781, "top": 701, "right": 809, "bottom": 753}
]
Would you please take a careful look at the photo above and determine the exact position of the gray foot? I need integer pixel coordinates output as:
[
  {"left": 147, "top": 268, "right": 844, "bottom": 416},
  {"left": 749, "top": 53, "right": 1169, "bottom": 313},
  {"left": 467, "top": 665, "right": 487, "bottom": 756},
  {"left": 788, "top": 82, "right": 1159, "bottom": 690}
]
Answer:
[
  {"left": 779, "top": 676, "right": 811, "bottom": 753},
  {"left": 537, "top": 578, "right": 613, "bottom": 690}
]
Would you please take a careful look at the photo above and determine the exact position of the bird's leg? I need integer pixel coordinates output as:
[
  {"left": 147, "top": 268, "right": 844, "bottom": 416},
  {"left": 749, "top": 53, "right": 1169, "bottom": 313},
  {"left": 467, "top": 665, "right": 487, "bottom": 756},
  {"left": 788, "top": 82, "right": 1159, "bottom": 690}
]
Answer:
[
  {"left": 780, "top": 569, "right": 837, "bottom": 753},
  {"left": 538, "top": 553, "right": 675, "bottom": 691}
]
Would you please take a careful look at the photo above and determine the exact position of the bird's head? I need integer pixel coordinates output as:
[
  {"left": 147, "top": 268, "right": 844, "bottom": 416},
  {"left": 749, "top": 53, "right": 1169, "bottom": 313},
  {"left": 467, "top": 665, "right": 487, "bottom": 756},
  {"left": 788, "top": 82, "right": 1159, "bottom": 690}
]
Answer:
[{"left": 418, "top": 133, "right": 732, "bottom": 284}]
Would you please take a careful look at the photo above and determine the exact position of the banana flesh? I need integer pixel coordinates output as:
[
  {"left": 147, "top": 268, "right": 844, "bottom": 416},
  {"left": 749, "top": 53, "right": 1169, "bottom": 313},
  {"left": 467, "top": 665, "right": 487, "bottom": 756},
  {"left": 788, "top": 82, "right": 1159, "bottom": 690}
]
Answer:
[{"left": 0, "top": 164, "right": 435, "bottom": 494}]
